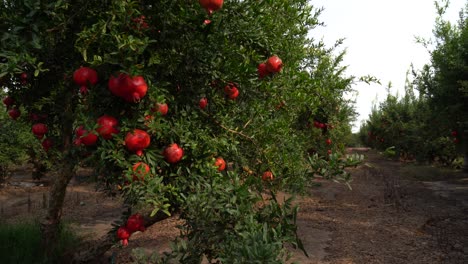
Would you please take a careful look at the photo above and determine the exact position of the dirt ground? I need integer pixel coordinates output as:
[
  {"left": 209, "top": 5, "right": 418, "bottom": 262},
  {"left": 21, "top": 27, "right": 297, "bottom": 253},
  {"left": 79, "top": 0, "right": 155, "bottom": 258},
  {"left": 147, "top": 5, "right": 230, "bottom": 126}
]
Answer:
[{"left": 1, "top": 149, "right": 468, "bottom": 263}]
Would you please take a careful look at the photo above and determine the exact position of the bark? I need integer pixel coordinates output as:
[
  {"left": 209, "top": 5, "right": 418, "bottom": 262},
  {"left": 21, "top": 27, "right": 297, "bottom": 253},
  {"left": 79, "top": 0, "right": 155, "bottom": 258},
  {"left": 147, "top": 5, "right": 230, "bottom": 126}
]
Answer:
[
  {"left": 67, "top": 209, "right": 172, "bottom": 263},
  {"left": 40, "top": 161, "right": 76, "bottom": 254}
]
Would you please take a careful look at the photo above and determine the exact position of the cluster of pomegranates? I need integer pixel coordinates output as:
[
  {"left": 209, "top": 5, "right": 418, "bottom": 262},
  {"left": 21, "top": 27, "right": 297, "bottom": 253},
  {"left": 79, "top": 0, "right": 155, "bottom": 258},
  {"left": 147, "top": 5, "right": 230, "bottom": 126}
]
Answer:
[
  {"left": 257, "top": 55, "right": 283, "bottom": 79},
  {"left": 117, "top": 214, "right": 146, "bottom": 246},
  {"left": 3, "top": 96, "right": 21, "bottom": 120}
]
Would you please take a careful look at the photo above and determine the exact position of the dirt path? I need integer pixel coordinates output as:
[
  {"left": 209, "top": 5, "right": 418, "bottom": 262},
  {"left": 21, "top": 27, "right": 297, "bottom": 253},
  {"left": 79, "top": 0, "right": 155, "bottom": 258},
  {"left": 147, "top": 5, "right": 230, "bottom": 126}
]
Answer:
[{"left": 2, "top": 150, "right": 468, "bottom": 263}]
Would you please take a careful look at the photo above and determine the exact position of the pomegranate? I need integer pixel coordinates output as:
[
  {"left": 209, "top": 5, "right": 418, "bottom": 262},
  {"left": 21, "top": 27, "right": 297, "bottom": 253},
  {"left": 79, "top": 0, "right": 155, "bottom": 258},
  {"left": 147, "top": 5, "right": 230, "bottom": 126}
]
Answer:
[
  {"left": 327, "top": 150, "right": 332, "bottom": 155},
  {"left": 75, "top": 126, "right": 98, "bottom": 146},
  {"left": 214, "top": 157, "right": 226, "bottom": 171},
  {"left": 163, "top": 143, "right": 184, "bottom": 164},
  {"left": 132, "top": 162, "right": 150, "bottom": 181},
  {"left": 224, "top": 83, "right": 239, "bottom": 100},
  {"left": 199, "top": 0, "right": 224, "bottom": 15},
  {"left": 451, "top": 130, "right": 458, "bottom": 137},
  {"left": 2, "top": 96, "right": 14, "bottom": 108},
  {"left": 41, "top": 138, "right": 53, "bottom": 152},
  {"left": 73, "top": 67, "right": 98, "bottom": 86},
  {"left": 326, "top": 139, "right": 332, "bottom": 145},
  {"left": 108, "top": 73, "right": 148, "bottom": 103},
  {"left": 266, "top": 55, "right": 283, "bottom": 73},
  {"left": 117, "top": 226, "right": 131, "bottom": 246},
  {"left": 8, "top": 108, "right": 20, "bottom": 120},
  {"left": 257, "top": 63, "right": 268, "bottom": 79},
  {"left": 126, "top": 214, "right": 146, "bottom": 233},
  {"left": 80, "top": 131, "right": 98, "bottom": 146},
  {"left": 262, "top": 171, "right": 274, "bottom": 181},
  {"left": 20, "top": 72, "right": 28, "bottom": 80},
  {"left": 97, "top": 115, "right": 119, "bottom": 139},
  {"left": 152, "top": 103, "right": 168, "bottom": 116},
  {"left": 32, "top": 123, "right": 48, "bottom": 139},
  {"left": 199, "top": 97, "right": 208, "bottom": 109},
  {"left": 125, "top": 129, "right": 151, "bottom": 156}
]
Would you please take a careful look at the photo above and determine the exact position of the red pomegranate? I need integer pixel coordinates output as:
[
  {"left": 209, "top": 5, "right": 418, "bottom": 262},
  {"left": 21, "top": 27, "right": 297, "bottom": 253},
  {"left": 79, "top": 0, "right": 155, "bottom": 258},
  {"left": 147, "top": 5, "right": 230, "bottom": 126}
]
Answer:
[
  {"left": 75, "top": 126, "right": 98, "bottom": 146},
  {"left": 117, "top": 226, "right": 131, "bottom": 246},
  {"left": 132, "top": 162, "right": 150, "bottom": 181},
  {"left": 152, "top": 103, "right": 168, "bottom": 116},
  {"left": 32, "top": 123, "right": 48, "bottom": 139},
  {"left": 163, "top": 143, "right": 184, "bottom": 164},
  {"left": 214, "top": 157, "right": 226, "bottom": 171},
  {"left": 79, "top": 86, "right": 89, "bottom": 95},
  {"left": 97, "top": 115, "right": 119, "bottom": 139},
  {"left": 199, "top": 0, "right": 224, "bottom": 15},
  {"left": 125, "top": 129, "right": 151, "bottom": 156},
  {"left": 224, "top": 83, "right": 239, "bottom": 100},
  {"left": 73, "top": 67, "right": 98, "bottom": 86},
  {"left": 108, "top": 73, "right": 148, "bottom": 103},
  {"left": 326, "top": 139, "right": 332, "bottom": 145},
  {"left": 451, "top": 130, "right": 458, "bottom": 137},
  {"left": 80, "top": 131, "right": 98, "bottom": 146},
  {"left": 257, "top": 63, "right": 268, "bottom": 79},
  {"left": 262, "top": 171, "right": 274, "bottom": 181},
  {"left": 199, "top": 97, "right": 208, "bottom": 109},
  {"left": 266, "top": 55, "right": 283, "bottom": 73},
  {"left": 126, "top": 214, "right": 146, "bottom": 233},
  {"left": 41, "top": 138, "right": 53, "bottom": 152},
  {"left": 2, "top": 96, "right": 14, "bottom": 108},
  {"left": 8, "top": 108, "right": 20, "bottom": 120}
]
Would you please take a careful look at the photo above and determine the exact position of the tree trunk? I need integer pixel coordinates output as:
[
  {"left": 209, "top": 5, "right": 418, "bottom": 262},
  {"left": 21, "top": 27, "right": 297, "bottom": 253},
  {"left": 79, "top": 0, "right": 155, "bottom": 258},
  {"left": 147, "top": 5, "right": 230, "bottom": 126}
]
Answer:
[
  {"left": 40, "top": 92, "right": 76, "bottom": 256},
  {"left": 40, "top": 161, "right": 75, "bottom": 254}
]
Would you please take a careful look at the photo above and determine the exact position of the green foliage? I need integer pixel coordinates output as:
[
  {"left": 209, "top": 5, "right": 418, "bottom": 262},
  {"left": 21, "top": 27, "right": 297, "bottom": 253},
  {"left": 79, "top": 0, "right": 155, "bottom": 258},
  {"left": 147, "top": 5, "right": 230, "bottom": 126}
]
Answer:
[{"left": 0, "top": 220, "right": 80, "bottom": 264}]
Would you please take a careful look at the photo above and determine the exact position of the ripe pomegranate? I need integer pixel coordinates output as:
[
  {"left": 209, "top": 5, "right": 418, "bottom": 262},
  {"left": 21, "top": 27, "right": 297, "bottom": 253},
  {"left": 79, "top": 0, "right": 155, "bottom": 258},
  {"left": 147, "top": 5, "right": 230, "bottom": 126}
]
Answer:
[
  {"left": 163, "top": 143, "right": 184, "bottom": 164},
  {"left": 451, "top": 130, "right": 458, "bottom": 137},
  {"left": 80, "top": 131, "right": 98, "bottom": 146},
  {"left": 117, "top": 226, "right": 131, "bottom": 246},
  {"left": 108, "top": 73, "right": 148, "bottom": 103},
  {"left": 41, "top": 138, "right": 53, "bottom": 152},
  {"left": 152, "top": 103, "right": 168, "bottom": 116},
  {"left": 32, "top": 123, "right": 48, "bottom": 139},
  {"left": 132, "top": 162, "right": 150, "bottom": 181},
  {"left": 199, "top": 97, "right": 208, "bottom": 109},
  {"left": 326, "top": 139, "right": 332, "bottom": 145},
  {"left": 126, "top": 214, "right": 146, "bottom": 233},
  {"left": 73, "top": 67, "right": 98, "bottom": 86},
  {"left": 262, "top": 171, "right": 274, "bottom": 181},
  {"left": 224, "top": 83, "right": 239, "bottom": 100},
  {"left": 97, "top": 115, "right": 119, "bottom": 139},
  {"left": 8, "top": 108, "right": 20, "bottom": 120},
  {"left": 20, "top": 72, "right": 28, "bottom": 80},
  {"left": 199, "top": 0, "right": 224, "bottom": 15},
  {"left": 125, "top": 129, "right": 151, "bottom": 156},
  {"left": 214, "top": 157, "right": 226, "bottom": 171},
  {"left": 327, "top": 150, "right": 332, "bottom": 155},
  {"left": 313, "top": 121, "right": 321, "bottom": 129},
  {"left": 257, "top": 63, "right": 268, "bottom": 79},
  {"left": 74, "top": 126, "right": 98, "bottom": 146},
  {"left": 2, "top": 96, "right": 14, "bottom": 108},
  {"left": 266, "top": 55, "right": 283, "bottom": 73}
]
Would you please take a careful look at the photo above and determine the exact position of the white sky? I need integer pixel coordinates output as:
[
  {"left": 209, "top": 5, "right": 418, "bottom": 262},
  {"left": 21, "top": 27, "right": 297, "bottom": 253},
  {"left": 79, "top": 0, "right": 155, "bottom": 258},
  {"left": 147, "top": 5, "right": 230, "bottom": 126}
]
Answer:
[{"left": 309, "top": 0, "right": 466, "bottom": 132}]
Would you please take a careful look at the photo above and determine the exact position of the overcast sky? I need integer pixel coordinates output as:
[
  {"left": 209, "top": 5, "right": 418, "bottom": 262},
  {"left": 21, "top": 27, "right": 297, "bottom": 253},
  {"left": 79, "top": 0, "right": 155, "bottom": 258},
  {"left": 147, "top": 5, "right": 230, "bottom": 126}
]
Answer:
[{"left": 309, "top": 0, "right": 466, "bottom": 132}]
